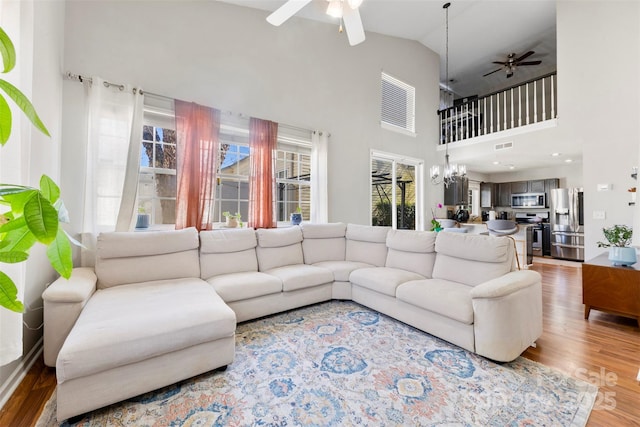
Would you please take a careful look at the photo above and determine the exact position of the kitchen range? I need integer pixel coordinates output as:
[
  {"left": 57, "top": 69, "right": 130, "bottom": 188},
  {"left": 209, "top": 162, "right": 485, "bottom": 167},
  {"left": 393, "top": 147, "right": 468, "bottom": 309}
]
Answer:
[{"left": 515, "top": 212, "right": 550, "bottom": 265}]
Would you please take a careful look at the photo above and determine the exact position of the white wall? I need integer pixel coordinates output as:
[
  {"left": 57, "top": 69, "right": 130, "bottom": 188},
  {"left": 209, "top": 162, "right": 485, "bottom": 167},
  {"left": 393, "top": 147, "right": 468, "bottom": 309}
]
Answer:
[
  {"left": 557, "top": 0, "right": 639, "bottom": 260},
  {"left": 61, "top": 0, "right": 441, "bottom": 239},
  {"left": 0, "top": 0, "right": 65, "bottom": 407}
]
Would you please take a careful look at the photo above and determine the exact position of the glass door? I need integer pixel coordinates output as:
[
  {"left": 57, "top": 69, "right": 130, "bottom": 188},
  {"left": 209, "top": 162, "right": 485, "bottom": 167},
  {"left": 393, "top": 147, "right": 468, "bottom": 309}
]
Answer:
[{"left": 370, "top": 151, "right": 423, "bottom": 230}]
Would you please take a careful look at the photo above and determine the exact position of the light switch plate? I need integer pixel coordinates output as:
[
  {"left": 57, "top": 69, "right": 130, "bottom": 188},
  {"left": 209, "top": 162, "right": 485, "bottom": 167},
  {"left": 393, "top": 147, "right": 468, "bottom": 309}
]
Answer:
[
  {"left": 597, "top": 184, "right": 611, "bottom": 192},
  {"left": 593, "top": 211, "right": 606, "bottom": 220}
]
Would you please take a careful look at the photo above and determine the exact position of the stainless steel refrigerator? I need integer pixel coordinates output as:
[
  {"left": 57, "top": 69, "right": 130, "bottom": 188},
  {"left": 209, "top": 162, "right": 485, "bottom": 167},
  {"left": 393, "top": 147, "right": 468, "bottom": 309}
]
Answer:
[{"left": 550, "top": 188, "right": 584, "bottom": 261}]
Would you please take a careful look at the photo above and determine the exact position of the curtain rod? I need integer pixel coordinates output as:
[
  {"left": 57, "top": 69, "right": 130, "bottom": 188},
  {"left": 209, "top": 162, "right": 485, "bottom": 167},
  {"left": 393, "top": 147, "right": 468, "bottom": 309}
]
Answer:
[{"left": 64, "top": 72, "right": 321, "bottom": 135}]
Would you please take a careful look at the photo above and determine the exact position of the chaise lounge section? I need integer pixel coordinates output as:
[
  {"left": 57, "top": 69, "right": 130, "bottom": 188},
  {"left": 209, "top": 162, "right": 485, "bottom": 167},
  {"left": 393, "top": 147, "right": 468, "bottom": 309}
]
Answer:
[{"left": 43, "top": 223, "right": 542, "bottom": 421}]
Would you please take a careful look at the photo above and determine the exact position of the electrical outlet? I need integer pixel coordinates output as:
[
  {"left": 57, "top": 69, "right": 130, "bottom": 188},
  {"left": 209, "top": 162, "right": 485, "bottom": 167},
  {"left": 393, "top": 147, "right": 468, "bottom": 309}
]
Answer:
[{"left": 593, "top": 211, "right": 606, "bottom": 220}]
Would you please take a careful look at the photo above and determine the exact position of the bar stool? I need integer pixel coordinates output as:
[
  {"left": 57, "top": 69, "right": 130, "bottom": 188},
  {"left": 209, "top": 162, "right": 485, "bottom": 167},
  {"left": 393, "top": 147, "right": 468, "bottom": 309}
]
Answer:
[{"left": 485, "top": 220, "right": 520, "bottom": 269}]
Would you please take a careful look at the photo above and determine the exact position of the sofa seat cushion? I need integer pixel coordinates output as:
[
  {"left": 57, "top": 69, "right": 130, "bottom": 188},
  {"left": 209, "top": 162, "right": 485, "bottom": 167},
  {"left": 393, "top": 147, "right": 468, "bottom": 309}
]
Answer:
[
  {"left": 312, "top": 261, "right": 374, "bottom": 282},
  {"left": 206, "top": 272, "right": 282, "bottom": 303},
  {"left": 265, "top": 264, "right": 334, "bottom": 291},
  {"left": 396, "top": 279, "right": 474, "bottom": 325},
  {"left": 56, "top": 278, "right": 236, "bottom": 383},
  {"left": 350, "top": 267, "right": 424, "bottom": 297}
]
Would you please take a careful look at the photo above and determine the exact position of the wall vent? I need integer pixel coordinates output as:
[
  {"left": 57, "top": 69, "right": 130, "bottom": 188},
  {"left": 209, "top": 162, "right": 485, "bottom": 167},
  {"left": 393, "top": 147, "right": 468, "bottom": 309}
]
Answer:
[{"left": 494, "top": 141, "right": 513, "bottom": 151}]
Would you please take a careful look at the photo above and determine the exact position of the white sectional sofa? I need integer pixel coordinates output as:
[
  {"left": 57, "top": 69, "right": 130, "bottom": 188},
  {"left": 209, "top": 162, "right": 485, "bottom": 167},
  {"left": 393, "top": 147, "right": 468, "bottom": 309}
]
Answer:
[{"left": 43, "top": 223, "right": 542, "bottom": 422}]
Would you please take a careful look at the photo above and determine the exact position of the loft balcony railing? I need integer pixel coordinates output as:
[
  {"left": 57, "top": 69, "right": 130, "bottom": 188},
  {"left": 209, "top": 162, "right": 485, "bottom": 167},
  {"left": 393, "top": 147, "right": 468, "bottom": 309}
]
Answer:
[{"left": 438, "top": 72, "right": 557, "bottom": 144}]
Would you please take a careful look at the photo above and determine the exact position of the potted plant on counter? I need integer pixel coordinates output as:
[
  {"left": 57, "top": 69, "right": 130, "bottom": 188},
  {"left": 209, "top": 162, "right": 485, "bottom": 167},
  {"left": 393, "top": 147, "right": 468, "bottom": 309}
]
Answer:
[
  {"left": 597, "top": 224, "right": 636, "bottom": 266},
  {"left": 223, "top": 211, "right": 241, "bottom": 228},
  {"left": 290, "top": 206, "right": 302, "bottom": 226}
]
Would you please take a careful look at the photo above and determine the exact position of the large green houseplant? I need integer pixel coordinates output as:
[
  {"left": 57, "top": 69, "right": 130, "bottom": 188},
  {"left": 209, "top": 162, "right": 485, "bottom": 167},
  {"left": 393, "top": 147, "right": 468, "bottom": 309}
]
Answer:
[{"left": 0, "top": 27, "right": 73, "bottom": 312}]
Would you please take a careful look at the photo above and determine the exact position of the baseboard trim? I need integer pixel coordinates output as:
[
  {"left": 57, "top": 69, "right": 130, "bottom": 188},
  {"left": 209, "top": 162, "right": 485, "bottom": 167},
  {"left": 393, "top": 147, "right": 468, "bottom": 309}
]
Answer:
[{"left": 0, "top": 337, "right": 43, "bottom": 410}]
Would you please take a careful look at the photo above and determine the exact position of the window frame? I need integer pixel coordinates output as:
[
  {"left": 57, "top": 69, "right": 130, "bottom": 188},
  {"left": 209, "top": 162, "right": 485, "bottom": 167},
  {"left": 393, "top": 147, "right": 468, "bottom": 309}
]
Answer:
[{"left": 380, "top": 71, "right": 417, "bottom": 137}]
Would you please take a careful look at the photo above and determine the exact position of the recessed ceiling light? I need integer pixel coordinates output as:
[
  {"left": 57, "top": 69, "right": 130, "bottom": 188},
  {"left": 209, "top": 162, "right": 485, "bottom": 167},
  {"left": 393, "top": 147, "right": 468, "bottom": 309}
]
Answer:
[
  {"left": 493, "top": 161, "right": 500, "bottom": 165},
  {"left": 551, "top": 152, "right": 561, "bottom": 157},
  {"left": 508, "top": 165, "right": 515, "bottom": 170},
  {"left": 565, "top": 159, "right": 573, "bottom": 163}
]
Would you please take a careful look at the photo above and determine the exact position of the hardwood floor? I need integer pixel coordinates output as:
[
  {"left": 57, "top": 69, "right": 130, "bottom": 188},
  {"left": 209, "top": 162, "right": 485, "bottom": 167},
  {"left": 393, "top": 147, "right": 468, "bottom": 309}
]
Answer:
[{"left": 1, "top": 261, "right": 638, "bottom": 426}]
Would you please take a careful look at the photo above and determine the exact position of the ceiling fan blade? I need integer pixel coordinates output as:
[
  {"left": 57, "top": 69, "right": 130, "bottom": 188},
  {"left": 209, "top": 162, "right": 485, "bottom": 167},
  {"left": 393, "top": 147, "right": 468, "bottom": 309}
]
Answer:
[
  {"left": 343, "top": 5, "right": 365, "bottom": 46},
  {"left": 518, "top": 61, "right": 542, "bottom": 66},
  {"left": 515, "top": 50, "right": 535, "bottom": 62},
  {"left": 266, "top": 0, "right": 312, "bottom": 26},
  {"left": 507, "top": 72, "right": 514, "bottom": 78},
  {"left": 492, "top": 61, "right": 507, "bottom": 65},
  {"left": 483, "top": 68, "right": 502, "bottom": 77}
]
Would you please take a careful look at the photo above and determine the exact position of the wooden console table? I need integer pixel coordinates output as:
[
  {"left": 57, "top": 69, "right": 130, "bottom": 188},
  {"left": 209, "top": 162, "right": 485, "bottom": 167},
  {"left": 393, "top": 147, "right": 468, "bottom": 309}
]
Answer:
[{"left": 582, "top": 253, "right": 640, "bottom": 327}]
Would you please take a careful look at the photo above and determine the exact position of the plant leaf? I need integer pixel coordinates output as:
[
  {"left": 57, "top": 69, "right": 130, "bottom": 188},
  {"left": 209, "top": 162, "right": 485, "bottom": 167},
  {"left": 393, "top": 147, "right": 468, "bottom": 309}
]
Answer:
[
  {"left": 23, "top": 193, "right": 58, "bottom": 244},
  {"left": 0, "top": 79, "right": 49, "bottom": 137},
  {"left": 0, "top": 27, "right": 16, "bottom": 74},
  {"left": 0, "top": 270, "right": 24, "bottom": 313},
  {"left": 46, "top": 228, "right": 72, "bottom": 279},
  {"left": 0, "top": 185, "right": 31, "bottom": 197},
  {"left": 55, "top": 198, "right": 70, "bottom": 223},
  {"left": 0, "top": 92, "right": 11, "bottom": 145},
  {"left": 5, "top": 189, "right": 37, "bottom": 216},
  {"left": 40, "top": 175, "right": 60, "bottom": 204},
  {"left": 0, "top": 251, "right": 28, "bottom": 263},
  {"left": 0, "top": 215, "right": 26, "bottom": 234},
  {"left": 1, "top": 226, "right": 36, "bottom": 253},
  {"left": 63, "top": 229, "right": 86, "bottom": 249}
]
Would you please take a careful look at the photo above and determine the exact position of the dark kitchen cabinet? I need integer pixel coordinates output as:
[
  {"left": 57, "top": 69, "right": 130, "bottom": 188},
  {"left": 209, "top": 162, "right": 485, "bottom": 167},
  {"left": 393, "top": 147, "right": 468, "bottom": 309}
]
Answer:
[
  {"left": 510, "top": 181, "right": 528, "bottom": 194},
  {"left": 496, "top": 182, "right": 511, "bottom": 207},
  {"left": 544, "top": 178, "right": 559, "bottom": 194},
  {"left": 480, "top": 182, "right": 494, "bottom": 208},
  {"left": 529, "top": 179, "right": 545, "bottom": 193},
  {"left": 444, "top": 177, "right": 469, "bottom": 206}
]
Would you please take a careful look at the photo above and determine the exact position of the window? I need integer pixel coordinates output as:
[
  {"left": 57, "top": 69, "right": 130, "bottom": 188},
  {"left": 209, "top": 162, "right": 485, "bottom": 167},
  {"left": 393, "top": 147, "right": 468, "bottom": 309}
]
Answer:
[
  {"left": 138, "top": 124, "right": 177, "bottom": 225},
  {"left": 275, "top": 149, "right": 311, "bottom": 222},
  {"left": 138, "top": 99, "right": 313, "bottom": 226},
  {"left": 370, "top": 150, "right": 424, "bottom": 230},
  {"left": 381, "top": 72, "right": 416, "bottom": 135}
]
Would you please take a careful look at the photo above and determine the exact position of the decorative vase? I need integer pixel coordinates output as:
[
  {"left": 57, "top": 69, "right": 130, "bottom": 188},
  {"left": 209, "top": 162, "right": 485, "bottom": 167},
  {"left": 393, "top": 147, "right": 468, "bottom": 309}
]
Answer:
[
  {"left": 608, "top": 247, "right": 637, "bottom": 266},
  {"left": 135, "top": 213, "right": 150, "bottom": 229},
  {"left": 290, "top": 213, "right": 302, "bottom": 226},
  {"left": 226, "top": 217, "right": 238, "bottom": 228}
]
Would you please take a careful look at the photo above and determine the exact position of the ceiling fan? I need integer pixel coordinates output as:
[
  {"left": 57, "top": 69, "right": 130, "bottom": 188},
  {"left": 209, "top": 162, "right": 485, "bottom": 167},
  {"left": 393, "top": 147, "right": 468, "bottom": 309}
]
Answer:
[
  {"left": 266, "top": 0, "right": 366, "bottom": 46},
  {"left": 483, "top": 51, "right": 542, "bottom": 78}
]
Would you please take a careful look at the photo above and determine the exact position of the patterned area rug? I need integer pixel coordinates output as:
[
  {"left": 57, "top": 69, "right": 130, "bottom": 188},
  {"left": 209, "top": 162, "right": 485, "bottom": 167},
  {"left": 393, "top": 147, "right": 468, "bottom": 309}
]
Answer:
[{"left": 37, "top": 301, "right": 596, "bottom": 426}]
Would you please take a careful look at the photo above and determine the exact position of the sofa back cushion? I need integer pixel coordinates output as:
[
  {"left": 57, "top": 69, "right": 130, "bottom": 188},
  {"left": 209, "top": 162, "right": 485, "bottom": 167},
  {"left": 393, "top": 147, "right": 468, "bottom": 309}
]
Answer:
[
  {"left": 301, "top": 223, "right": 346, "bottom": 264},
  {"left": 199, "top": 228, "right": 258, "bottom": 279},
  {"left": 385, "top": 229, "right": 437, "bottom": 277},
  {"left": 345, "top": 224, "right": 390, "bottom": 267},
  {"left": 432, "top": 232, "right": 514, "bottom": 286},
  {"left": 256, "top": 227, "right": 304, "bottom": 271},
  {"left": 96, "top": 228, "right": 200, "bottom": 289}
]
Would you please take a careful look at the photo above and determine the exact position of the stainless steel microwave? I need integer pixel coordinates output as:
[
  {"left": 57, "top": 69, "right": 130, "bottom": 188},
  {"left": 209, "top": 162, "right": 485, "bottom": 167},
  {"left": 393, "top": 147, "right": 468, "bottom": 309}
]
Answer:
[{"left": 511, "top": 193, "right": 545, "bottom": 209}]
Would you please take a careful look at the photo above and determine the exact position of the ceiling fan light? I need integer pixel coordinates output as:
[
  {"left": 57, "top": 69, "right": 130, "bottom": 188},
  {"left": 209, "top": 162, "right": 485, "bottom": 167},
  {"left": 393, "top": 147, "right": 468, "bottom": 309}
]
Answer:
[
  {"left": 326, "top": 0, "right": 343, "bottom": 18},
  {"left": 348, "top": 0, "right": 363, "bottom": 8}
]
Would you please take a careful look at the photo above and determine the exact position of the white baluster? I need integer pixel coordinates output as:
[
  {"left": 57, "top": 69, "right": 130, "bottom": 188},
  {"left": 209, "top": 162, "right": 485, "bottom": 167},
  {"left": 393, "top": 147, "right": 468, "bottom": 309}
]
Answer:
[
  {"left": 542, "top": 79, "right": 547, "bottom": 120},
  {"left": 503, "top": 90, "right": 507, "bottom": 130},
  {"left": 483, "top": 97, "right": 488, "bottom": 135},
  {"left": 510, "top": 88, "right": 514, "bottom": 129},
  {"left": 518, "top": 86, "right": 522, "bottom": 127},
  {"left": 496, "top": 93, "right": 500, "bottom": 132},
  {"left": 526, "top": 83, "right": 530, "bottom": 125},
  {"left": 551, "top": 74, "right": 555, "bottom": 118},
  {"left": 490, "top": 96, "right": 493, "bottom": 133},
  {"left": 533, "top": 80, "right": 538, "bottom": 123}
]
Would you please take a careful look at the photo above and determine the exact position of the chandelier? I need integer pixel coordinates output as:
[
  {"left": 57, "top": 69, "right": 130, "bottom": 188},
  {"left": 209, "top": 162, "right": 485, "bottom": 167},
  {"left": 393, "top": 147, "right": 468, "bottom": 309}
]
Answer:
[{"left": 431, "top": 2, "right": 466, "bottom": 188}]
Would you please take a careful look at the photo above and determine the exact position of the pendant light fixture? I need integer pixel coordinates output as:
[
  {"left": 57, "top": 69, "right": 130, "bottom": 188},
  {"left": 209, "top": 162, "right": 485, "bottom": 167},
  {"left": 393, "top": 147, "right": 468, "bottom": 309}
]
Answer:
[{"left": 431, "top": 2, "right": 466, "bottom": 188}]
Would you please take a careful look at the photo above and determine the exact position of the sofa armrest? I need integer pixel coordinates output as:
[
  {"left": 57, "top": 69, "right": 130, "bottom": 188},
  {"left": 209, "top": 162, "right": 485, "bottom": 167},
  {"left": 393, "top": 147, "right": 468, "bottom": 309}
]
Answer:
[
  {"left": 42, "top": 267, "right": 97, "bottom": 367},
  {"left": 470, "top": 270, "right": 541, "bottom": 299},
  {"left": 470, "top": 270, "right": 543, "bottom": 362}
]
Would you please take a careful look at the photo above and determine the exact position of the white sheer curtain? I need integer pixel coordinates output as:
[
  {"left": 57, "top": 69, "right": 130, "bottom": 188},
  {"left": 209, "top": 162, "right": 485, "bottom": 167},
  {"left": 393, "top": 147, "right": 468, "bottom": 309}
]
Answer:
[
  {"left": 311, "top": 130, "right": 329, "bottom": 223},
  {"left": 81, "top": 77, "right": 143, "bottom": 266}
]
